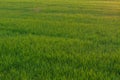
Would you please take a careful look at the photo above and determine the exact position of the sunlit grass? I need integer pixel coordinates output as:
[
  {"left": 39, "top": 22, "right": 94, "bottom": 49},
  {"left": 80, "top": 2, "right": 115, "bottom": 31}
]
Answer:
[{"left": 0, "top": 0, "right": 120, "bottom": 80}]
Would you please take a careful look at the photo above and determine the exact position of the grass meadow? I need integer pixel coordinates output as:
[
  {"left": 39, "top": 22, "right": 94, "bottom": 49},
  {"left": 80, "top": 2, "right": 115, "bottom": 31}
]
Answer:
[{"left": 0, "top": 0, "right": 120, "bottom": 80}]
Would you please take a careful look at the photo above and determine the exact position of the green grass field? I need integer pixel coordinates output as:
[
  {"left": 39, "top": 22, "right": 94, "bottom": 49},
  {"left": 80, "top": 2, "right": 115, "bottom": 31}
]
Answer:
[{"left": 0, "top": 0, "right": 120, "bottom": 80}]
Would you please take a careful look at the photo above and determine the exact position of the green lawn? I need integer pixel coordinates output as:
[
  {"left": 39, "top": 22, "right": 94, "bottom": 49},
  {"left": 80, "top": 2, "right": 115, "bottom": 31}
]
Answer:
[{"left": 0, "top": 0, "right": 120, "bottom": 80}]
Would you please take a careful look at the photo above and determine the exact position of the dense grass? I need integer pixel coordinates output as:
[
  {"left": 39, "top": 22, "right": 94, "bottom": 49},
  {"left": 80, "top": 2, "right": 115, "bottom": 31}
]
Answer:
[{"left": 0, "top": 0, "right": 120, "bottom": 80}]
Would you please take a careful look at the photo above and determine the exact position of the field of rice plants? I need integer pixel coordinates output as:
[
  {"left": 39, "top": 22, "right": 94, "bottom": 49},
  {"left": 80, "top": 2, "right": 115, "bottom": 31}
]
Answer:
[{"left": 0, "top": 0, "right": 120, "bottom": 80}]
